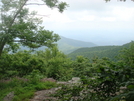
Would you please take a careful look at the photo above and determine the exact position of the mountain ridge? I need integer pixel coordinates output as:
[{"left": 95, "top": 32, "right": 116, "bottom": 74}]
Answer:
[
  {"left": 57, "top": 36, "right": 97, "bottom": 54},
  {"left": 20, "top": 36, "right": 97, "bottom": 54},
  {"left": 68, "top": 41, "right": 133, "bottom": 60}
]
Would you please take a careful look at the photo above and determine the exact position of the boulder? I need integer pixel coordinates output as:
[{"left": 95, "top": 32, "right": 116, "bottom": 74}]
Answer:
[{"left": 3, "top": 91, "right": 14, "bottom": 101}]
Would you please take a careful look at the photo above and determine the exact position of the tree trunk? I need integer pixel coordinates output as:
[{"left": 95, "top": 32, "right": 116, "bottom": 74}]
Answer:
[{"left": 0, "top": 39, "right": 6, "bottom": 57}]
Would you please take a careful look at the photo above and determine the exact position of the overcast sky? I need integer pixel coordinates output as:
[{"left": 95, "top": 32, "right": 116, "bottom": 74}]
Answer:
[{"left": 28, "top": 0, "right": 134, "bottom": 45}]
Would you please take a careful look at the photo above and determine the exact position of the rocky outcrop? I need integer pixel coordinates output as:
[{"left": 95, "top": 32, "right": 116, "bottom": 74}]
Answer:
[
  {"left": 3, "top": 92, "right": 14, "bottom": 101},
  {"left": 29, "top": 88, "right": 58, "bottom": 101},
  {"left": 30, "top": 77, "right": 81, "bottom": 101},
  {"left": 57, "top": 77, "right": 81, "bottom": 85}
]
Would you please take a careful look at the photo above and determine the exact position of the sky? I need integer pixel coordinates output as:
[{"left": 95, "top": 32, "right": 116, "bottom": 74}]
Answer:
[{"left": 28, "top": 0, "right": 134, "bottom": 46}]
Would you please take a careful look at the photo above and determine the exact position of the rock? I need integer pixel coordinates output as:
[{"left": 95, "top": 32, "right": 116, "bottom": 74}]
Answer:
[
  {"left": 30, "top": 77, "right": 81, "bottom": 101},
  {"left": 30, "top": 88, "right": 58, "bottom": 101},
  {"left": 68, "top": 77, "right": 81, "bottom": 84},
  {"left": 120, "top": 86, "right": 127, "bottom": 90},
  {"left": 41, "top": 78, "right": 56, "bottom": 83},
  {"left": 57, "top": 81, "right": 68, "bottom": 85},
  {"left": 3, "top": 91, "right": 14, "bottom": 101}
]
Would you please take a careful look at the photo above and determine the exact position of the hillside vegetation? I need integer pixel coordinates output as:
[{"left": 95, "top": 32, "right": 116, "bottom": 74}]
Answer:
[
  {"left": 0, "top": 41, "right": 134, "bottom": 101},
  {"left": 68, "top": 42, "right": 131, "bottom": 60},
  {"left": 57, "top": 36, "right": 96, "bottom": 54}
]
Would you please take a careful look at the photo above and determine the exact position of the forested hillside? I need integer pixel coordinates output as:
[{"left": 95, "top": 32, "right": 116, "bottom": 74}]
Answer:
[{"left": 68, "top": 42, "right": 132, "bottom": 60}]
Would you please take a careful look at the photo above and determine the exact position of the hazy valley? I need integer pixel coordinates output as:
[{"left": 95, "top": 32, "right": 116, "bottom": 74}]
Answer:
[{"left": 20, "top": 36, "right": 97, "bottom": 54}]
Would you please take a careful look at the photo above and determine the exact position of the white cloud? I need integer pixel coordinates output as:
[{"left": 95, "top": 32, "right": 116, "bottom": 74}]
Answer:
[
  {"left": 42, "top": 11, "right": 74, "bottom": 23},
  {"left": 27, "top": 2, "right": 73, "bottom": 23},
  {"left": 78, "top": 15, "right": 96, "bottom": 21},
  {"left": 27, "top": 0, "right": 134, "bottom": 45},
  {"left": 112, "top": 6, "right": 134, "bottom": 21},
  {"left": 72, "top": 10, "right": 96, "bottom": 21},
  {"left": 100, "top": 17, "right": 116, "bottom": 22}
]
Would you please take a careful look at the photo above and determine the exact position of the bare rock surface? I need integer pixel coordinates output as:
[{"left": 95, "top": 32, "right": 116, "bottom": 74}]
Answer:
[
  {"left": 30, "top": 88, "right": 58, "bottom": 101},
  {"left": 30, "top": 78, "right": 58, "bottom": 101},
  {"left": 30, "top": 77, "right": 81, "bottom": 101},
  {"left": 3, "top": 92, "right": 14, "bottom": 101}
]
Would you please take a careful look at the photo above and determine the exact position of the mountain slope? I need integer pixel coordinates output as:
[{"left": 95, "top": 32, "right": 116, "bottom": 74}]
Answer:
[
  {"left": 57, "top": 36, "right": 97, "bottom": 54},
  {"left": 68, "top": 41, "right": 133, "bottom": 60},
  {"left": 58, "top": 36, "right": 96, "bottom": 47},
  {"left": 20, "top": 36, "right": 97, "bottom": 54}
]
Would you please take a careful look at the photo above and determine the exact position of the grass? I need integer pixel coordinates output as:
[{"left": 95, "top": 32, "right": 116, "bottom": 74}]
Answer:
[{"left": 0, "top": 78, "right": 57, "bottom": 101}]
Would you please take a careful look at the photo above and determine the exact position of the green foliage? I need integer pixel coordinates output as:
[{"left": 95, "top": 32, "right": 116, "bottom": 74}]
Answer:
[
  {"left": 0, "top": 46, "right": 73, "bottom": 81},
  {"left": 0, "top": 50, "right": 44, "bottom": 78},
  {"left": 71, "top": 56, "right": 92, "bottom": 77},
  {"left": 52, "top": 58, "right": 117, "bottom": 101},
  {"left": 13, "top": 88, "right": 34, "bottom": 101},
  {"left": 118, "top": 41, "right": 134, "bottom": 67},
  {"left": 0, "top": 78, "right": 33, "bottom": 101},
  {"left": 13, "top": 80, "right": 56, "bottom": 101},
  {"left": 41, "top": 47, "right": 73, "bottom": 80},
  {"left": 4, "top": 43, "right": 20, "bottom": 53},
  {"left": 53, "top": 84, "right": 84, "bottom": 101},
  {"left": 0, "top": 0, "right": 68, "bottom": 57},
  {"left": 0, "top": 77, "right": 57, "bottom": 101},
  {"left": 0, "top": 52, "right": 13, "bottom": 78},
  {"left": 9, "top": 50, "right": 46, "bottom": 77},
  {"left": 26, "top": 69, "right": 44, "bottom": 84},
  {"left": 43, "top": 0, "right": 68, "bottom": 12},
  {"left": 69, "top": 42, "right": 132, "bottom": 61},
  {"left": 1, "top": 42, "right": 134, "bottom": 101},
  {"left": 52, "top": 42, "right": 134, "bottom": 101}
]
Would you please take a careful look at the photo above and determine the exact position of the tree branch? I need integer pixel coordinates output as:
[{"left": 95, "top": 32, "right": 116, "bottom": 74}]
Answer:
[
  {"left": 26, "top": 3, "right": 46, "bottom": 5},
  {"left": 9, "top": 0, "right": 28, "bottom": 27},
  {"left": 13, "top": 40, "right": 45, "bottom": 43},
  {"left": 27, "top": 14, "right": 50, "bottom": 17}
]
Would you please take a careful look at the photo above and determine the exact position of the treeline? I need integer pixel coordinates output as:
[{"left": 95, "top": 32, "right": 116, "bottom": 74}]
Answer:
[{"left": 0, "top": 42, "right": 134, "bottom": 101}]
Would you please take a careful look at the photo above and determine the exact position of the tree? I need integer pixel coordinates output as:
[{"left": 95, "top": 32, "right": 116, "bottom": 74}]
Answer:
[{"left": 0, "top": 0, "right": 68, "bottom": 57}]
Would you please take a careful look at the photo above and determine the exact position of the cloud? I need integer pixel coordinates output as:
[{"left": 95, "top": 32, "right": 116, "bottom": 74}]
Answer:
[
  {"left": 100, "top": 17, "right": 116, "bottom": 22},
  {"left": 28, "top": 0, "right": 134, "bottom": 27},
  {"left": 112, "top": 6, "right": 134, "bottom": 21},
  {"left": 62, "top": 0, "right": 110, "bottom": 12},
  {"left": 78, "top": 15, "right": 96, "bottom": 21},
  {"left": 71, "top": 10, "right": 96, "bottom": 21},
  {"left": 27, "top": 0, "right": 134, "bottom": 45}
]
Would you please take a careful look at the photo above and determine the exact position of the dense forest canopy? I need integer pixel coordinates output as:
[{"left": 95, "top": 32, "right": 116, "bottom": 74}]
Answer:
[{"left": 68, "top": 42, "right": 131, "bottom": 61}]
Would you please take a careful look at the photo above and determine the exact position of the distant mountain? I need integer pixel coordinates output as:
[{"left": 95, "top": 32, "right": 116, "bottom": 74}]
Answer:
[
  {"left": 68, "top": 41, "right": 133, "bottom": 61},
  {"left": 57, "top": 36, "right": 97, "bottom": 54},
  {"left": 19, "top": 36, "right": 97, "bottom": 54}
]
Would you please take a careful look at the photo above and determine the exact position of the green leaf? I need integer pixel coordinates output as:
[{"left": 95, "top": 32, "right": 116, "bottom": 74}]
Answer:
[{"left": 127, "top": 85, "right": 134, "bottom": 89}]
